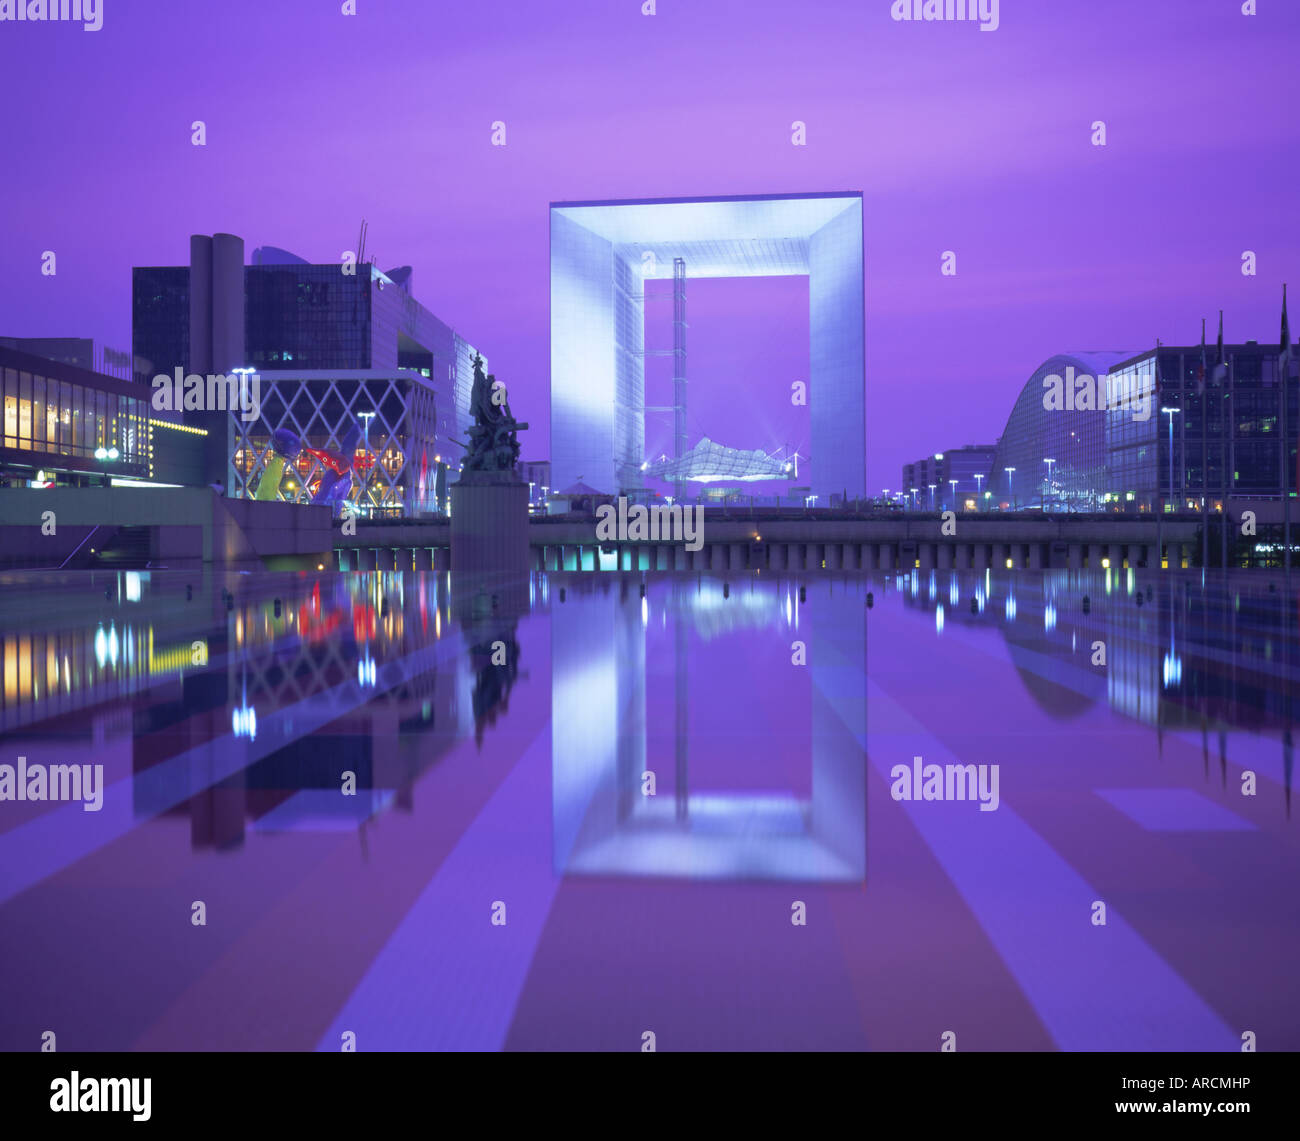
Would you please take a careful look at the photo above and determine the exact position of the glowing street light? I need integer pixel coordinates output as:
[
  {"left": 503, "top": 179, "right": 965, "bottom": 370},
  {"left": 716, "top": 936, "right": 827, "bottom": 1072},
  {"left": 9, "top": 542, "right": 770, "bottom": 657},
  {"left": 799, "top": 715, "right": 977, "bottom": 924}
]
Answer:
[
  {"left": 1161, "top": 406, "right": 1180, "bottom": 513},
  {"left": 1043, "top": 457, "right": 1055, "bottom": 510},
  {"left": 1004, "top": 466, "right": 1016, "bottom": 509},
  {"left": 358, "top": 411, "right": 376, "bottom": 516}
]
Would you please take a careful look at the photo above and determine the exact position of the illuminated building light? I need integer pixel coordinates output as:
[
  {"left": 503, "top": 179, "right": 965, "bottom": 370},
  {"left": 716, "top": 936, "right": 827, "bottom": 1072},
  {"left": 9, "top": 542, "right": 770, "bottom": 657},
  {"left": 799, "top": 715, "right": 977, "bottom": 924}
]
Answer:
[
  {"left": 232, "top": 705, "right": 257, "bottom": 740},
  {"left": 149, "top": 420, "right": 208, "bottom": 436}
]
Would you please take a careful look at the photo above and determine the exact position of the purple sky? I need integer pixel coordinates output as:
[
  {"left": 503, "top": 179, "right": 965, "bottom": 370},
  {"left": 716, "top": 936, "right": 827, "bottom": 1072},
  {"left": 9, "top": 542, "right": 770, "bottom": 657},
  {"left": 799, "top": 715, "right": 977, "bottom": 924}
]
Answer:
[{"left": 4, "top": 0, "right": 1298, "bottom": 490}]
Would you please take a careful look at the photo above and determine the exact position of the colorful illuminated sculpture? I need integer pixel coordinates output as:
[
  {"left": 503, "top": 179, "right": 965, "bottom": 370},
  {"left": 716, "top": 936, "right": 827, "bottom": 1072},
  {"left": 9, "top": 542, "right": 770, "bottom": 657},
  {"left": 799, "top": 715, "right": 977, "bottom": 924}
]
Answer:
[
  {"left": 255, "top": 422, "right": 363, "bottom": 514},
  {"left": 254, "top": 428, "right": 302, "bottom": 501}
]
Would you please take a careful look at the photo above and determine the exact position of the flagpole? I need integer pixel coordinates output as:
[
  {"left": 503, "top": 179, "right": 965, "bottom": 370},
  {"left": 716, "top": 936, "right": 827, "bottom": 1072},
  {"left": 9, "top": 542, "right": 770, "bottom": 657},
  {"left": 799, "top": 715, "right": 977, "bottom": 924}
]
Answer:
[
  {"left": 1200, "top": 317, "right": 1208, "bottom": 569},
  {"left": 1218, "top": 310, "right": 1228, "bottom": 569},
  {"left": 1154, "top": 339, "right": 1163, "bottom": 568},
  {"left": 1283, "top": 284, "right": 1292, "bottom": 572}
]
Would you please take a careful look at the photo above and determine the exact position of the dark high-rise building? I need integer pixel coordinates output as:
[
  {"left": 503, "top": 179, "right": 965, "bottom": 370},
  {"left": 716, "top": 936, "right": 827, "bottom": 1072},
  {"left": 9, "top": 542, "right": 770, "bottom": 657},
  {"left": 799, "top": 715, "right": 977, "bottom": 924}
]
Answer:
[
  {"left": 133, "top": 243, "right": 483, "bottom": 403},
  {"left": 131, "top": 269, "right": 190, "bottom": 385}
]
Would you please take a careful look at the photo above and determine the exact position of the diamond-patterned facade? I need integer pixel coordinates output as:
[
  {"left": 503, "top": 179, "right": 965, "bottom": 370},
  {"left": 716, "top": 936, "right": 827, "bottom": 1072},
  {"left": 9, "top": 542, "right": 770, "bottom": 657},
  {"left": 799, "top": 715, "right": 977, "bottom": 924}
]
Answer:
[{"left": 229, "top": 370, "right": 454, "bottom": 517}]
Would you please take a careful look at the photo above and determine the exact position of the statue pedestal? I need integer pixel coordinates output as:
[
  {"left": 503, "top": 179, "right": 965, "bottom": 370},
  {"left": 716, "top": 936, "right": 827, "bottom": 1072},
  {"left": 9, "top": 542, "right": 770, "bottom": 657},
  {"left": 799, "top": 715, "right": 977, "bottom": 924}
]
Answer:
[{"left": 450, "top": 472, "right": 530, "bottom": 575}]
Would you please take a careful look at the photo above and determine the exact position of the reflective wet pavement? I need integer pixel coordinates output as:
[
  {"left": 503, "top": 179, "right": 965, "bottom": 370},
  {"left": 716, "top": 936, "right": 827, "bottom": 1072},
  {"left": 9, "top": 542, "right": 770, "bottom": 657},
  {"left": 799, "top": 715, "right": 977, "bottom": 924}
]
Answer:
[{"left": 0, "top": 568, "right": 1295, "bottom": 1051}]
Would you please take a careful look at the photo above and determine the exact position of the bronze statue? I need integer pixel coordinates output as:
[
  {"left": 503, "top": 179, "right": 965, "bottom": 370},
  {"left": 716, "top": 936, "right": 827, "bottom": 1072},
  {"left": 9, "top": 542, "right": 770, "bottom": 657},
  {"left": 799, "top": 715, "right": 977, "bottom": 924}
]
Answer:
[{"left": 463, "top": 353, "right": 527, "bottom": 473}]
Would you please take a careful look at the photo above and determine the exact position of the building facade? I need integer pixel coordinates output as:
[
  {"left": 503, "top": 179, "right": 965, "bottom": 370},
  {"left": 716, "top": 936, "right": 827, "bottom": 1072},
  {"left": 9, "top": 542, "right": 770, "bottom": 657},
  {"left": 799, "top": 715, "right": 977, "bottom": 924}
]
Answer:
[
  {"left": 518, "top": 459, "right": 551, "bottom": 509},
  {"left": 1, "top": 345, "right": 152, "bottom": 486},
  {"left": 1105, "top": 341, "right": 1298, "bottom": 513},
  {"left": 229, "top": 370, "right": 451, "bottom": 518},
  {"left": 0, "top": 337, "right": 138, "bottom": 381},
  {"left": 133, "top": 237, "right": 485, "bottom": 514},
  {"left": 902, "top": 444, "right": 997, "bottom": 510},
  {"left": 990, "top": 352, "right": 1134, "bottom": 511}
]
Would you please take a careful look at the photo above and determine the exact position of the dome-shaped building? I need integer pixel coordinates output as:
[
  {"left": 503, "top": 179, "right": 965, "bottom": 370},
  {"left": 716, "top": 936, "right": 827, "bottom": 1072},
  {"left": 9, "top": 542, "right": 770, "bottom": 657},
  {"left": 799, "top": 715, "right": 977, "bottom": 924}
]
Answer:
[{"left": 989, "top": 352, "right": 1133, "bottom": 511}]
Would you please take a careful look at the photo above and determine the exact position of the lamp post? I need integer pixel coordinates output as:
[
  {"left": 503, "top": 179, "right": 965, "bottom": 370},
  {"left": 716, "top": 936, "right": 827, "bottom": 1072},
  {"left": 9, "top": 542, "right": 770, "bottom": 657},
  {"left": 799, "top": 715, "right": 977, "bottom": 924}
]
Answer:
[
  {"left": 927, "top": 483, "right": 936, "bottom": 511},
  {"left": 1004, "top": 467, "right": 1016, "bottom": 510},
  {"left": 949, "top": 478, "right": 958, "bottom": 510},
  {"left": 358, "top": 411, "right": 376, "bottom": 517},
  {"left": 974, "top": 472, "right": 984, "bottom": 511},
  {"left": 1043, "top": 457, "right": 1055, "bottom": 511},
  {"left": 910, "top": 487, "right": 919, "bottom": 510},
  {"left": 1161, "top": 407, "right": 1180, "bottom": 515}
]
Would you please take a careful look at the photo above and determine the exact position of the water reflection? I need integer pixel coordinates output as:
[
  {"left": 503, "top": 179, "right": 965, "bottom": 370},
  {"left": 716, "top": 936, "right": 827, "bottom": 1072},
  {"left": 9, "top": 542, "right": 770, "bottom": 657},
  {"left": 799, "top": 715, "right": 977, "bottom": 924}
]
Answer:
[
  {"left": 550, "top": 576, "right": 866, "bottom": 881},
  {"left": 0, "top": 566, "right": 1296, "bottom": 857},
  {"left": 893, "top": 567, "right": 1299, "bottom": 810},
  {"left": 0, "top": 566, "right": 1298, "bottom": 1051}
]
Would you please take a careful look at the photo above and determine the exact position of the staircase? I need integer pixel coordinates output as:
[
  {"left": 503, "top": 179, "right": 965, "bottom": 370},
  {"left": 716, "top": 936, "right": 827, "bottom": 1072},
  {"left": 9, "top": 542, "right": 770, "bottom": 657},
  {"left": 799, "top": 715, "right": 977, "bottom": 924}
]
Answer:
[{"left": 90, "top": 526, "right": 152, "bottom": 569}]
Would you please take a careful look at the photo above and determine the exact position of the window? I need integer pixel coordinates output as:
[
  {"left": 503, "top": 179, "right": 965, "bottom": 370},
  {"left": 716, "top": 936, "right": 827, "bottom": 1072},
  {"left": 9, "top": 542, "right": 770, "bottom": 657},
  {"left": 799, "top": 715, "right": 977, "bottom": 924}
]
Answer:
[{"left": 18, "top": 373, "right": 32, "bottom": 447}]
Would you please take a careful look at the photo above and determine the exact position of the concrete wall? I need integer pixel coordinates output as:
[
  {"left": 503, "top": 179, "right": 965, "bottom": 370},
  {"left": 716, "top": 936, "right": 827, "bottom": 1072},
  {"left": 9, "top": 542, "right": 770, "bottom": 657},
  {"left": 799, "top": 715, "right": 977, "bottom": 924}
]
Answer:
[{"left": 0, "top": 488, "right": 333, "bottom": 569}]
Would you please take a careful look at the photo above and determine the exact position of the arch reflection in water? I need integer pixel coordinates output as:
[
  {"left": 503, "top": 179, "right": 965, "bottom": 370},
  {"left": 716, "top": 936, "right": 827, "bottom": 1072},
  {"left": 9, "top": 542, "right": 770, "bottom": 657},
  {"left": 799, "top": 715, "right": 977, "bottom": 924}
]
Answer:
[{"left": 551, "top": 576, "right": 866, "bottom": 881}]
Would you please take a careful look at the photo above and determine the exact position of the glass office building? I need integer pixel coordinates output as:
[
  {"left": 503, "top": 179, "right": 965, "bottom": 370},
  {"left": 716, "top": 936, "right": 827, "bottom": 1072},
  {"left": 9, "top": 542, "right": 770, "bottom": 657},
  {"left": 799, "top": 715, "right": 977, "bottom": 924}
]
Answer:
[
  {"left": 990, "top": 352, "right": 1133, "bottom": 511},
  {"left": 131, "top": 267, "right": 190, "bottom": 385},
  {"left": 550, "top": 193, "right": 864, "bottom": 502},
  {"left": 132, "top": 247, "right": 485, "bottom": 451},
  {"left": 902, "top": 444, "right": 996, "bottom": 510},
  {"left": 0, "top": 346, "right": 150, "bottom": 485},
  {"left": 1105, "top": 343, "right": 1298, "bottom": 512},
  {"left": 244, "top": 262, "right": 369, "bottom": 370}
]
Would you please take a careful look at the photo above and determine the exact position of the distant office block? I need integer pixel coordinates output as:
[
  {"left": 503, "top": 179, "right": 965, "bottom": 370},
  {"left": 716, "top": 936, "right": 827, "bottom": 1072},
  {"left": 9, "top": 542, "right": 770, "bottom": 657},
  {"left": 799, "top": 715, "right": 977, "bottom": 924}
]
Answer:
[{"left": 902, "top": 444, "right": 997, "bottom": 511}]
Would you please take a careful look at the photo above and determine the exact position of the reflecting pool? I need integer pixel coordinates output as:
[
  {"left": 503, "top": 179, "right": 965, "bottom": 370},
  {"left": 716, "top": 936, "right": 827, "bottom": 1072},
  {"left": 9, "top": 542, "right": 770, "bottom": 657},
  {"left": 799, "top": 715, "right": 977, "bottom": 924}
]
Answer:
[{"left": 0, "top": 567, "right": 1295, "bottom": 1051}]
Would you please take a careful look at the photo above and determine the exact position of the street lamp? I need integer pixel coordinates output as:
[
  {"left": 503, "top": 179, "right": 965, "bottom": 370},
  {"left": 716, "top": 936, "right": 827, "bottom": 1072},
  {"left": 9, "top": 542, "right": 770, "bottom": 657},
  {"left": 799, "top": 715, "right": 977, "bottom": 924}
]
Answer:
[
  {"left": 1160, "top": 407, "right": 1180, "bottom": 514},
  {"left": 909, "top": 487, "right": 919, "bottom": 510},
  {"left": 974, "top": 472, "right": 984, "bottom": 510},
  {"left": 1043, "top": 458, "right": 1055, "bottom": 511},
  {"left": 1004, "top": 467, "right": 1016, "bottom": 510},
  {"left": 358, "top": 411, "right": 376, "bottom": 517},
  {"left": 948, "top": 479, "right": 958, "bottom": 509},
  {"left": 927, "top": 483, "right": 936, "bottom": 511}
]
